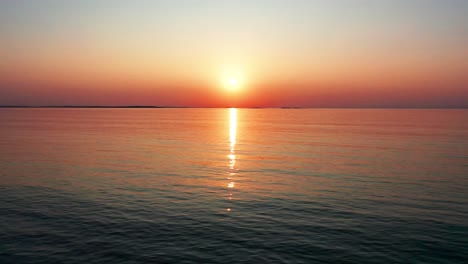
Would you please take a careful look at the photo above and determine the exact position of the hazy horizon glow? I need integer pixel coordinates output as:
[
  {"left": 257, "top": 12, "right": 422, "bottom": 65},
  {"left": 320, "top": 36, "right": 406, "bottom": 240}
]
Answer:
[{"left": 1, "top": 0, "right": 467, "bottom": 107}]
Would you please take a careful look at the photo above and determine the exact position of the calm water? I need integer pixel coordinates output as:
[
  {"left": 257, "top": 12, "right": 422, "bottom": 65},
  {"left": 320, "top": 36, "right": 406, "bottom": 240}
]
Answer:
[{"left": 0, "top": 108, "right": 467, "bottom": 263}]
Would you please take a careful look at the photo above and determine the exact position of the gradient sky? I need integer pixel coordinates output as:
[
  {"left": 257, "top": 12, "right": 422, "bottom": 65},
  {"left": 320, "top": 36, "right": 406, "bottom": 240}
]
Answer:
[{"left": 1, "top": 0, "right": 467, "bottom": 107}]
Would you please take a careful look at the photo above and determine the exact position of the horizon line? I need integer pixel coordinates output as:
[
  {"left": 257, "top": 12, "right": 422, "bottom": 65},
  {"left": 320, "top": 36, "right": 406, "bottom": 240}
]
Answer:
[{"left": 0, "top": 106, "right": 466, "bottom": 109}]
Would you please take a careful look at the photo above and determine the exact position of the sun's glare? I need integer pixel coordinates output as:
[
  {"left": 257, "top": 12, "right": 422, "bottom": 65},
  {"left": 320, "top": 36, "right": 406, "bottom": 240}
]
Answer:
[
  {"left": 221, "top": 70, "right": 244, "bottom": 92},
  {"left": 225, "top": 76, "right": 241, "bottom": 91},
  {"left": 229, "top": 78, "right": 238, "bottom": 86}
]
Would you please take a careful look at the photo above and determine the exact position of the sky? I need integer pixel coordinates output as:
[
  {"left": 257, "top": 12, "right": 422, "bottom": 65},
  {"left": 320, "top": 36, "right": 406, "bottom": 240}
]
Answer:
[{"left": 1, "top": 0, "right": 467, "bottom": 107}]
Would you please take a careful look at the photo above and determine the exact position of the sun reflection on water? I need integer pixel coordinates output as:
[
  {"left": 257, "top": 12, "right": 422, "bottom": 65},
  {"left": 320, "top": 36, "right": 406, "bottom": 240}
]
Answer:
[
  {"left": 229, "top": 108, "right": 237, "bottom": 149},
  {"left": 226, "top": 108, "right": 237, "bottom": 211},
  {"left": 229, "top": 108, "right": 237, "bottom": 174}
]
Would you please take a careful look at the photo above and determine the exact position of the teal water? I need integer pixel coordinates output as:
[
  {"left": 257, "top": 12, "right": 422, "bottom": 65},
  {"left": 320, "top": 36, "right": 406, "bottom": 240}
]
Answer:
[{"left": 0, "top": 109, "right": 467, "bottom": 263}]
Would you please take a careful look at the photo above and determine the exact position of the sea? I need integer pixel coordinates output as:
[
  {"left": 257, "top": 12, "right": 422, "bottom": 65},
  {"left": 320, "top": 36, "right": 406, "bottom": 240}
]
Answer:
[{"left": 0, "top": 108, "right": 467, "bottom": 263}]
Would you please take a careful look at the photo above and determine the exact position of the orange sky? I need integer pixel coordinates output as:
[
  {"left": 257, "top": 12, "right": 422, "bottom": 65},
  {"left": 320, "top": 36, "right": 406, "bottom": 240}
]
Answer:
[{"left": 1, "top": 0, "right": 467, "bottom": 107}]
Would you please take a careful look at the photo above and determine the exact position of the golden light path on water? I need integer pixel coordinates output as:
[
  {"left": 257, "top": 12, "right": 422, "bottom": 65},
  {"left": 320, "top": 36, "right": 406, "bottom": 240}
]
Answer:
[{"left": 227, "top": 108, "right": 237, "bottom": 211}]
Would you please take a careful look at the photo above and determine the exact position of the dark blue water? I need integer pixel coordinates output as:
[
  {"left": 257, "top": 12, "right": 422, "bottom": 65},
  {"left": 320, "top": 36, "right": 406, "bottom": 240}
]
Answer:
[{"left": 1, "top": 109, "right": 467, "bottom": 263}]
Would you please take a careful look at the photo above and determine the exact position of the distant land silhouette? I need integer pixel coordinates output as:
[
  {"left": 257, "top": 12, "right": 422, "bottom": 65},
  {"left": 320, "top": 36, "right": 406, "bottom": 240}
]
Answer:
[{"left": 0, "top": 105, "right": 274, "bottom": 108}]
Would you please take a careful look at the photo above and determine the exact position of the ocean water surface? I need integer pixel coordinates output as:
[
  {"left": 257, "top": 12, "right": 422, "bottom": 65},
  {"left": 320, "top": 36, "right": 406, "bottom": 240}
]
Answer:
[{"left": 0, "top": 108, "right": 467, "bottom": 263}]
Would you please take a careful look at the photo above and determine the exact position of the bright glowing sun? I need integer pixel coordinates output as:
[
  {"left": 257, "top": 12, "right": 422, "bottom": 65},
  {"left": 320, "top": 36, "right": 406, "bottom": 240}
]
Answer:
[
  {"left": 222, "top": 72, "right": 243, "bottom": 91},
  {"left": 228, "top": 78, "right": 239, "bottom": 87},
  {"left": 225, "top": 77, "right": 241, "bottom": 91}
]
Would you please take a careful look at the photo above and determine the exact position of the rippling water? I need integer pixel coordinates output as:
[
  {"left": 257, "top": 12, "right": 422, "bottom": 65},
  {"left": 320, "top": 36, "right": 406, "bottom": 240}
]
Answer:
[{"left": 0, "top": 108, "right": 467, "bottom": 263}]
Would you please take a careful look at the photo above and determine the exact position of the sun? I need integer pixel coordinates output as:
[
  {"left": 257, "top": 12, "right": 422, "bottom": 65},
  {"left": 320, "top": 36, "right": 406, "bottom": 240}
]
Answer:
[
  {"left": 227, "top": 77, "right": 239, "bottom": 89},
  {"left": 224, "top": 76, "right": 241, "bottom": 91},
  {"left": 222, "top": 71, "right": 244, "bottom": 91},
  {"left": 228, "top": 78, "right": 238, "bottom": 86}
]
